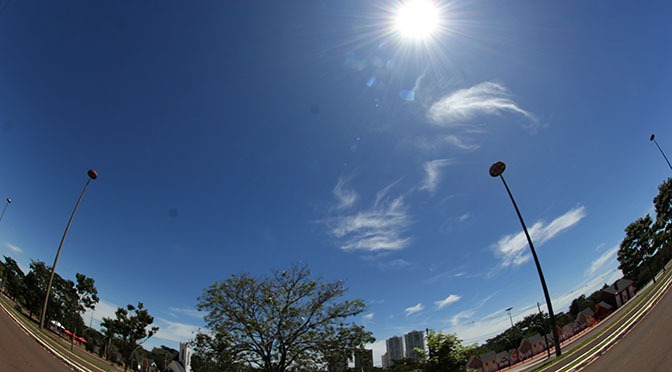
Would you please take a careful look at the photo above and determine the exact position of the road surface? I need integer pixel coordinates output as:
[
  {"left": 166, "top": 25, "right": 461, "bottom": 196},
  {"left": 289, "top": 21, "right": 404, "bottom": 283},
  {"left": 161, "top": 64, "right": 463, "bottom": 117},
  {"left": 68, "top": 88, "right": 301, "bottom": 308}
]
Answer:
[
  {"left": 0, "top": 306, "right": 73, "bottom": 372},
  {"left": 582, "top": 276, "right": 672, "bottom": 372}
]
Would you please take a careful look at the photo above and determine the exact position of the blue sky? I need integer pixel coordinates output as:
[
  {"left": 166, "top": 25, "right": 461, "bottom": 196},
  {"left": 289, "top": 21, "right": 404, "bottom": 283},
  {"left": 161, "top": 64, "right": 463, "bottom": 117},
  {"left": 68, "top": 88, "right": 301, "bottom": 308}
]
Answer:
[{"left": 1, "top": 0, "right": 670, "bottom": 365}]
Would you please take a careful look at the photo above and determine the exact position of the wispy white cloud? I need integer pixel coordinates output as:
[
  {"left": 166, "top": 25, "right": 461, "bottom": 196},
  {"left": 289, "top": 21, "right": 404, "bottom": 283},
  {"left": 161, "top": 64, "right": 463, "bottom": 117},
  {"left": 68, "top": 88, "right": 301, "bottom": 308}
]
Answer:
[
  {"left": 363, "top": 313, "right": 374, "bottom": 322},
  {"left": 420, "top": 159, "right": 453, "bottom": 193},
  {"left": 376, "top": 258, "right": 411, "bottom": 271},
  {"left": 155, "top": 318, "right": 200, "bottom": 344},
  {"left": 333, "top": 176, "right": 358, "bottom": 210},
  {"left": 443, "top": 135, "right": 480, "bottom": 151},
  {"left": 405, "top": 303, "right": 424, "bottom": 316},
  {"left": 4, "top": 242, "right": 23, "bottom": 254},
  {"left": 450, "top": 310, "right": 475, "bottom": 326},
  {"left": 327, "top": 182, "right": 412, "bottom": 252},
  {"left": 494, "top": 206, "right": 586, "bottom": 267},
  {"left": 586, "top": 245, "right": 619, "bottom": 276},
  {"left": 458, "top": 213, "right": 470, "bottom": 223},
  {"left": 435, "top": 294, "right": 461, "bottom": 309},
  {"left": 169, "top": 307, "right": 203, "bottom": 319},
  {"left": 427, "top": 82, "right": 535, "bottom": 126}
]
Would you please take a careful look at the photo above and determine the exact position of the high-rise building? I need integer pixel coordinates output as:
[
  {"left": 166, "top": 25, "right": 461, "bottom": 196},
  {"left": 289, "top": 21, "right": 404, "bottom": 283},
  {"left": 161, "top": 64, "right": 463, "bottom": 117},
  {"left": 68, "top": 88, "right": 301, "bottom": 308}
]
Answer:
[
  {"left": 386, "top": 336, "right": 404, "bottom": 364},
  {"left": 354, "top": 349, "right": 374, "bottom": 368},
  {"left": 381, "top": 352, "right": 390, "bottom": 369},
  {"left": 404, "top": 330, "right": 425, "bottom": 361}
]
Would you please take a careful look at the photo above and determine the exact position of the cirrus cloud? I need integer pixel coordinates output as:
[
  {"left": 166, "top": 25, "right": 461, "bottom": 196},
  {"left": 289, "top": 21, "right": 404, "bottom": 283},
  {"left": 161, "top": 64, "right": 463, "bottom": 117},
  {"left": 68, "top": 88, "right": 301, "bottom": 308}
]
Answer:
[
  {"left": 586, "top": 245, "right": 619, "bottom": 275},
  {"left": 326, "top": 181, "right": 412, "bottom": 252},
  {"left": 4, "top": 242, "right": 23, "bottom": 254},
  {"left": 405, "top": 303, "right": 425, "bottom": 316},
  {"left": 494, "top": 206, "right": 586, "bottom": 267},
  {"left": 427, "top": 82, "right": 535, "bottom": 126},
  {"left": 420, "top": 159, "right": 454, "bottom": 193},
  {"left": 333, "top": 176, "right": 358, "bottom": 210},
  {"left": 435, "top": 294, "right": 461, "bottom": 309}
]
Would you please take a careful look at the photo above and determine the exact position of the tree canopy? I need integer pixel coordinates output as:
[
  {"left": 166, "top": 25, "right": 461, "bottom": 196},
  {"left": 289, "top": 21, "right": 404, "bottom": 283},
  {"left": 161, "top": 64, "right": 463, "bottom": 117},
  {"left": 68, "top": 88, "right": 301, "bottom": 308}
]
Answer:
[
  {"left": 101, "top": 302, "right": 159, "bottom": 372},
  {"left": 615, "top": 178, "right": 672, "bottom": 288},
  {"left": 416, "top": 331, "right": 475, "bottom": 372},
  {"left": 654, "top": 177, "right": 672, "bottom": 248},
  {"left": 10, "top": 259, "right": 99, "bottom": 333},
  {"left": 619, "top": 215, "right": 657, "bottom": 285},
  {"left": 195, "top": 264, "right": 373, "bottom": 372},
  {"left": 1, "top": 256, "right": 26, "bottom": 302}
]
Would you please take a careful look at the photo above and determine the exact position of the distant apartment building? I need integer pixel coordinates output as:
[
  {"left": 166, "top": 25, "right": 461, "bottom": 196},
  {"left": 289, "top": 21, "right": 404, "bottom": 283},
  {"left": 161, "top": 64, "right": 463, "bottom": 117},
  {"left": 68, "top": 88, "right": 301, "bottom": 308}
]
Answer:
[
  {"left": 382, "top": 352, "right": 390, "bottom": 369},
  {"left": 386, "top": 336, "right": 404, "bottom": 364},
  {"left": 404, "top": 330, "right": 425, "bottom": 360},
  {"left": 354, "top": 349, "right": 374, "bottom": 368}
]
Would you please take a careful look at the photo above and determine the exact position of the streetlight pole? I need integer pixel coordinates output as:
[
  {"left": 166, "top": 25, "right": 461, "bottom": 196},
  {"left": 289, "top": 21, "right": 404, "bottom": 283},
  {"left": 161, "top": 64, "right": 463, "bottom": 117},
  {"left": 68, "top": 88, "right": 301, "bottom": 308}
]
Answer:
[
  {"left": 650, "top": 134, "right": 672, "bottom": 172},
  {"left": 40, "top": 169, "right": 98, "bottom": 329},
  {"left": 537, "top": 302, "right": 551, "bottom": 359},
  {"left": 505, "top": 307, "right": 514, "bottom": 330},
  {"left": 0, "top": 197, "right": 11, "bottom": 225},
  {"left": 489, "top": 161, "right": 561, "bottom": 357}
]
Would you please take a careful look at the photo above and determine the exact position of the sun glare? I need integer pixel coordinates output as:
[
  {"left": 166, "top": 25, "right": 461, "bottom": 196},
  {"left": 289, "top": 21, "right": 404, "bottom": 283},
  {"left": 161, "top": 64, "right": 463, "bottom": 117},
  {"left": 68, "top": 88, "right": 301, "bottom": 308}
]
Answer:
[{"left": 394, "top": 0, "right": 440, "bottom": 40}]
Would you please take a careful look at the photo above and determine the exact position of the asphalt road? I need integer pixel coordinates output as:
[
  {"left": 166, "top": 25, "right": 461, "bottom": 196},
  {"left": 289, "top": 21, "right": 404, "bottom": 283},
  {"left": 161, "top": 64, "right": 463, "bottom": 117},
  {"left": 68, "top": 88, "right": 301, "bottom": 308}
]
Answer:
[
  {"left": 0, "top": 307, "right": 73, "bottom": 372},
  {"left": 582, "top": 277, "right": 672, "bottom": 372}
]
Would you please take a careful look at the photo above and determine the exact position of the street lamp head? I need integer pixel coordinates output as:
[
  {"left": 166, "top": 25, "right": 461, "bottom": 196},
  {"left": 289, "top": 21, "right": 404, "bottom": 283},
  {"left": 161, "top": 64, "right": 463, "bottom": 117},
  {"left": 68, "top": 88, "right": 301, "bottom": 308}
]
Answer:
[
  {"left": 650, "top": 134, "right": 656, "bottom": 142},
  {"left": 87, "top": 169, "right": 98, "bottom": 180},
  {"left": 489, "top": 161, "right": 506, "bottom": 177},
  {"left": 505, "top": 307, "right": 513, "bottom": 312},
  {"left": 6, "top": 198, "right": 11, "bottom": 204}
]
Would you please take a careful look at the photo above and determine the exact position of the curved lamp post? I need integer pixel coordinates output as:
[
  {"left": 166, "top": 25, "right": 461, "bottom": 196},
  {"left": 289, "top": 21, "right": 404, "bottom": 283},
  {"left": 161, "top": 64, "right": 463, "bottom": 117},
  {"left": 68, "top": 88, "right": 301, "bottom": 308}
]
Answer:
[
  {"left": 40, "top": 169, "right": 98, "bottom": 329},
  {"left": 489, "top": 161, "right": 561, "bottom": 357},
  {"left": 0, "top": 197, "right": 11, "bottom": 225},
  {"left": 650, "top": 134, "right": 672, "bottom": 172}
]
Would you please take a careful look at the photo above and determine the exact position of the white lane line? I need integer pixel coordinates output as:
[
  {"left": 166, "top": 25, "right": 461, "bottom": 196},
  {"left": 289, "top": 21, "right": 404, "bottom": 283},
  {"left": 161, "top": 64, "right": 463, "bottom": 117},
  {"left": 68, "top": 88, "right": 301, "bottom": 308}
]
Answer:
[
  {"left": 0, "top": 298, "right": 92, "bottom": 372},
  {"left": 556, "top": 273, "right": 672, "bottom": 372}
]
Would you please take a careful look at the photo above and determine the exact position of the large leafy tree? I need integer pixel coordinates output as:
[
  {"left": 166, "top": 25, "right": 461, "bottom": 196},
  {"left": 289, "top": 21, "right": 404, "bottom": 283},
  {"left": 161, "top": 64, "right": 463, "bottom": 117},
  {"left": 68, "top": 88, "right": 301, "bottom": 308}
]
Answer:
[
  {"left": 654, "top": 177, "right": 672, "bottom": 249},
  {"left": 148, "top": 346, "right": 178, "bottom": 372},
  {"left": 618, "top": 215, "right": 657, "bottom": 285},
  {"left": 417, "top": 331, "right": 476, "bottom": 372},
  {"left": 101, "top": 302, "right": 159, "bottom": 372},
  {"left": 75, "top": 273, "right": 100, "bottom": 315},
  {"left": 195, "top": 265, "right": 373, "bottom": 372},
  {"left": 23, "top": 260, "right": 51, "bottom": 318},
  {"left": 21, "top": 260, "right": 98, "bottom": 333},
  {"left": 23, "top": 261, "right": 77, "bottom": 328},
  {"left": 1, "top": 256, "right": 25, "bottom": 302}
]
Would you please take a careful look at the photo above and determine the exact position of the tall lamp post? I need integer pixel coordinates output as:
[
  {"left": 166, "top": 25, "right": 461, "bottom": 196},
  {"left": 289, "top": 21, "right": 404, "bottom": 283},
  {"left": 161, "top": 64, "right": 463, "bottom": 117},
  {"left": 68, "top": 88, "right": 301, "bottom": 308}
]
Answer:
[
  {"left": 650, "top": 134, "right": 672, "bottom": 172},
  {"left": 0, "top": 197, "right": 11, "bottom": 225},
  {"left": 505, "top": 307, "right": 515, "bottom": 330},
  {"left": 40, "top": 169, "right": 98, "bottom": 329},
  {"left": 489, "top": 161, "right": 561, "bottom": 357}
]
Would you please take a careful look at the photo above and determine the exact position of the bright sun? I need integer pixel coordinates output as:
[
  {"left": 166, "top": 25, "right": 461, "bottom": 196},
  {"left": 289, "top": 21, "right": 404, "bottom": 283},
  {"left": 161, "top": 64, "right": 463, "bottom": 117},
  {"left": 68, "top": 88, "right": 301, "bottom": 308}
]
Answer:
[{"left": 394, "top": 0, "right": 440, "bottom": 40}]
